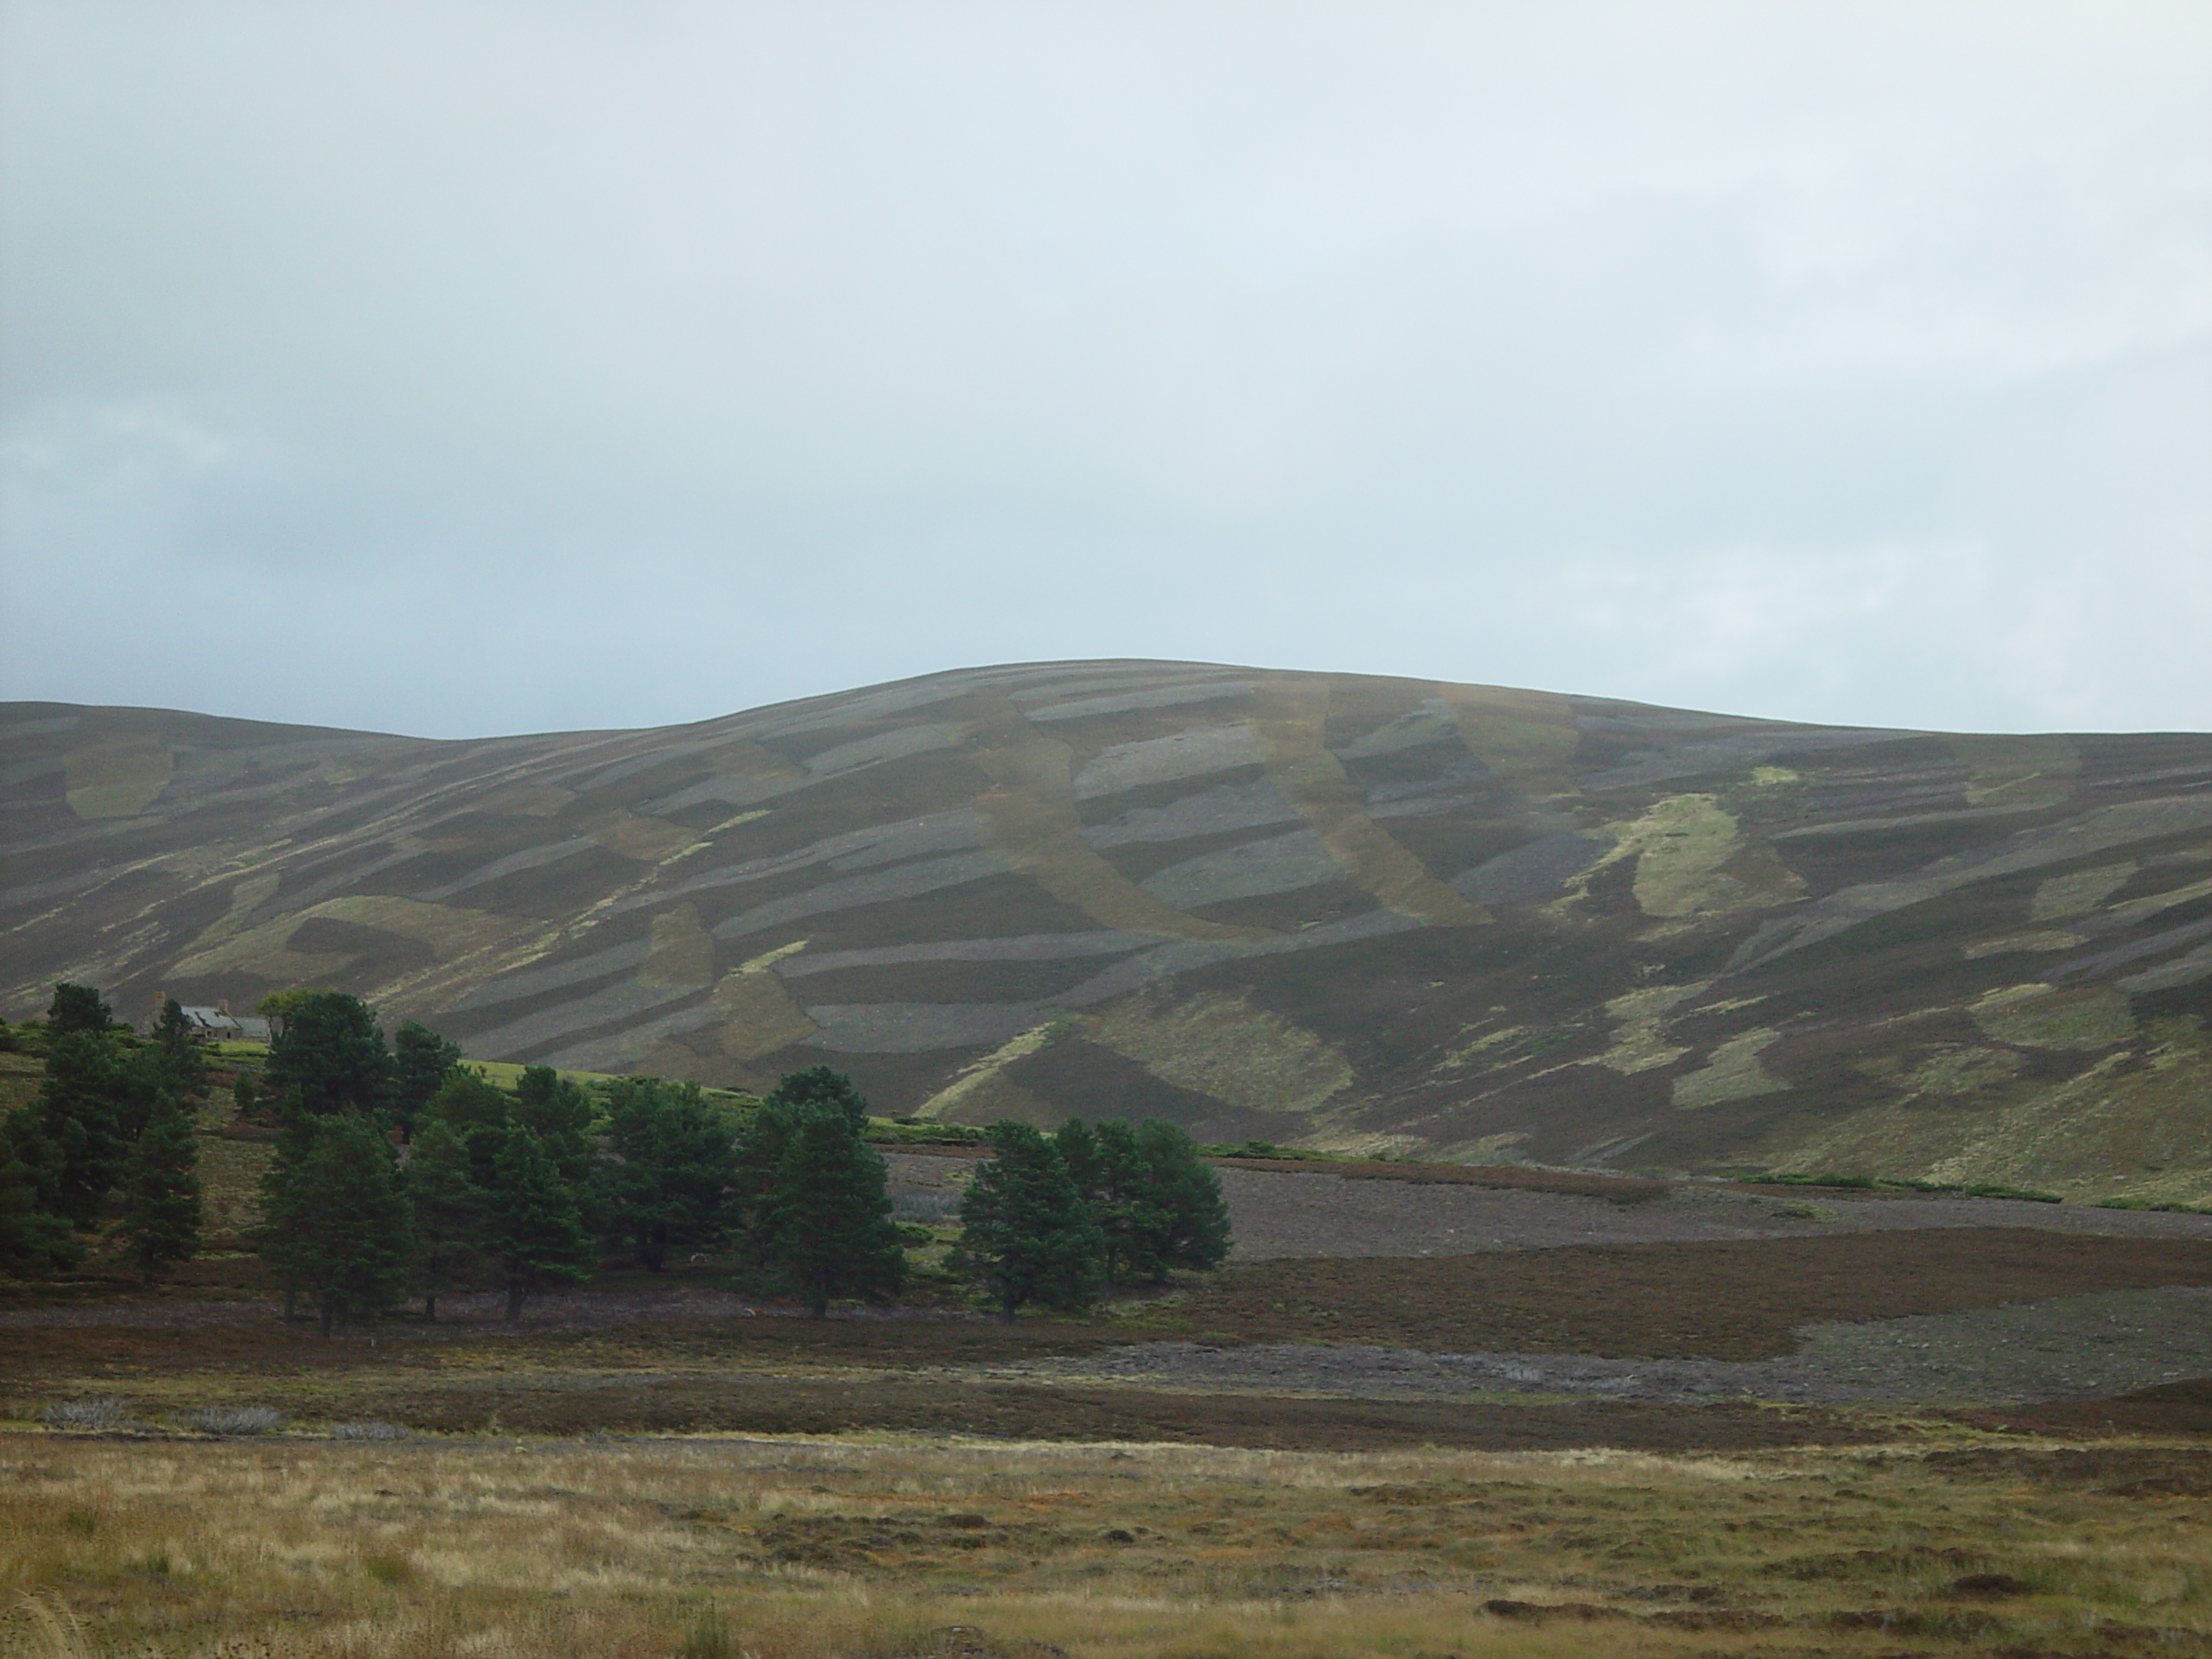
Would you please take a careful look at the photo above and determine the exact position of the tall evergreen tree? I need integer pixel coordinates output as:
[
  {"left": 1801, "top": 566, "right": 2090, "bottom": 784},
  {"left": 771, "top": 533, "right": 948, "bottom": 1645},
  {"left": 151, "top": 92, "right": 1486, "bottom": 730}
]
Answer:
[
  {"left": 403, "top": 1117, "right": 483, "bottom": 1320},
  {"left": 149, "top": 997, "right": 207, "bottom": 1100},
  {"left": 958, "top": 1122, "right": 1103, "bottom": 1323},
  {"left": 45, "top": 983, "right": 115, "bottom": 1038},
  {"left": 1056, "top": 1118, "right": 1145, "bottom": 1289},
  {"left": 16, "top": 1033, "right": 130, "bottom": 1227},
  {"left": 281, "top": 1115, "right": 414, "bottom": 1337},
  {"left": 1131, "top": 1120, "right": 1230, "bottom": 1279},
  {"left": 482, "top": 1126, "right": 594, "bottom": 1320},
  {"left": 763, "top": 1103, "right": 904, "bottom": 1317},
  {"left": 390, "top": 1020, "right": 463, "bottom": 1134},
  {"left": 255, "top": 1118, "right": 315, "bottom": 1322},
  {"left": 512, "top": 1066, "right": 596, "bottom": 1186},
  {"left": 763, "top": 1066, "right": 871, "bottom": 1132},
  {"left": 0, "top": 1127, "right": 81, "bottom": 1275},
  {"left": 419, "top": 1067, "right": 513, "bottom": 1166},
  {"left": 598, "top": 1077, "right": 738, "bottom": 1272},
  {"left": 731, "top": 1096, "right": 799, "bottom": 1263},
  {"left": 117, "top": 1093, "right": 201, "bottom": 1287},
  {"left": 264, "top": 991, "right": 392, "bottom": 1118},
  {"left": 1052, "top": 1117, "right": 1230, "bottom": 1287}
]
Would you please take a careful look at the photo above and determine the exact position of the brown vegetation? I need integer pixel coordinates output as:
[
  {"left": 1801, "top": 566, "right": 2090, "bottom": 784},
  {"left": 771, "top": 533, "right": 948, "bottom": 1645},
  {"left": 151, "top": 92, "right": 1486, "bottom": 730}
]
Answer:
[
  {"left": 1167, "top": 1227, "right": 2212, "bottom": 1359},
  {"left": 1210, "top": 1154, "right": 1674, "bottom": 1202},
  {"left": 8, "top": 1433, "right": 2212, "bottom": 1657}
]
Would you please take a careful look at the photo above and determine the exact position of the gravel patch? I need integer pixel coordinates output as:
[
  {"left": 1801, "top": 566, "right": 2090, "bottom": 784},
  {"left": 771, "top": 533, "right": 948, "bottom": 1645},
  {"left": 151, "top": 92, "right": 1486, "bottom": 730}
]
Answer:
[{"left": 980, "top": 1286, "right": 2212, "bottom": 1408}]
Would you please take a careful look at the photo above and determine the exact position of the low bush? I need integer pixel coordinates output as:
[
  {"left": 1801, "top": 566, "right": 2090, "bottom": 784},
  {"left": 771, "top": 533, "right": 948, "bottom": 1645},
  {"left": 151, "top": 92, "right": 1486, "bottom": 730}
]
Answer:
[
  {"left": 327, "top": 1421, "right": 411, "bottom": 1440},
  {"left": 184, "top": 1405, "right": 286, "bottom": 1436},
  {"left": 41, "top": 1397, "right": 128, "bottom": 1430},
  {"left": 890, "top": 1189, "right": 961, "bottom": 1222},
  {"left": 867, "top": 1122, "right": 986, "bottom": 1147}
]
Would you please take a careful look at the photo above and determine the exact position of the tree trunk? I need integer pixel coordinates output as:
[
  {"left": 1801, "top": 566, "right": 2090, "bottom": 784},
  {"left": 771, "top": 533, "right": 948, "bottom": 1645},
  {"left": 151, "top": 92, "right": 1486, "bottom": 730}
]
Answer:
[
  {"left": 505, "top": 1279, "right": 527, "bottom": 1322},
  {"left": 318, "top": 1300, "right": 335, "bottom": 1339},
  {"left": 283, "top": 1285, "right": 299, "bottom": 1323},
  {"left": 423, "top": 1292, "right": 436, "bottom": 1322}
]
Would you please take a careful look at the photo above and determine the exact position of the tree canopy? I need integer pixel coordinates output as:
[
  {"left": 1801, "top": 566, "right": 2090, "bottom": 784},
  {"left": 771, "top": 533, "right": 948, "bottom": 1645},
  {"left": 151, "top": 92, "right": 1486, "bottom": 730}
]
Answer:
[
  {"left": 598, "top": 1077, "right": 738, "bottom": 1273},
  {"left": 45, "top": 982, "right": 115, "bottom": 1037},
  {"left": 763, "top": 1101, "right": 904, "bottom": 1317},
  {"left": 264, "top": 991, "right": 392, "bottom": 1118},
  {"left": 958, "top": 1121, "right": 1105, "bottom": 1322}
]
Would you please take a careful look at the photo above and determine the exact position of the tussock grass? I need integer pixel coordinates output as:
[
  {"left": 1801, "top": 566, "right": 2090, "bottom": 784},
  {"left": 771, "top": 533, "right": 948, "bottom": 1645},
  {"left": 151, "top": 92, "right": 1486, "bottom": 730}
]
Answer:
[
  {"left": 35, "top": 1399, "right": 126, "bottom": 1431},
  {"left": 3, "top": 1433, "right": 2211, "bottom": 1656}
]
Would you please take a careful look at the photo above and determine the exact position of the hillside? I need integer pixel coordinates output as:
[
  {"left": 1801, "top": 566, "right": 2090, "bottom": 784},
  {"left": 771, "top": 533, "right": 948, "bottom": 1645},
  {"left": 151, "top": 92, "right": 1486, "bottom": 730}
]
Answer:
[{"left": 5, "top": 661, "right": 2209, "bottom": 1196}]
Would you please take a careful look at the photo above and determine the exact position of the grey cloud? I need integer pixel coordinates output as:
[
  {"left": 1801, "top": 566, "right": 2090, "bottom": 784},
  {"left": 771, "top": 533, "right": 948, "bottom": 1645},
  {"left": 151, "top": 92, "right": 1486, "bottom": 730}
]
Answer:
[{"left": 2, "top": 1, "right": 2207, "bottom": 737}]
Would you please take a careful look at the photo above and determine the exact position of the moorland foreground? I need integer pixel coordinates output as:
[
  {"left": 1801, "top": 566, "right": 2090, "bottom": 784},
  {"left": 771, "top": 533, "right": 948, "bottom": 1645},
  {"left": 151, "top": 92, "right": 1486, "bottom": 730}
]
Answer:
[{"left": 10, "top": 1130, "right": 2212, "bottom": 1656}]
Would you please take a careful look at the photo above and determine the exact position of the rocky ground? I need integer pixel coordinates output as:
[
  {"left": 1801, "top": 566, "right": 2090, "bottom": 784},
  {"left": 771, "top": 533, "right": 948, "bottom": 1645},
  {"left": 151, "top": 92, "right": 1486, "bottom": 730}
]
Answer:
[{"left": 970, "top": 1284, "right": 2212, "bottom": 1408}]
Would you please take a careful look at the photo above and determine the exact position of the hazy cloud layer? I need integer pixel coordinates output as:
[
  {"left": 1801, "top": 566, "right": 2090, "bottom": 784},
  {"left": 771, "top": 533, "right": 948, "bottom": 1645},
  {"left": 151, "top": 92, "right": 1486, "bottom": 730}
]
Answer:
[{"left": 3, "top": 2, "right": 2207, "bottom": 737}]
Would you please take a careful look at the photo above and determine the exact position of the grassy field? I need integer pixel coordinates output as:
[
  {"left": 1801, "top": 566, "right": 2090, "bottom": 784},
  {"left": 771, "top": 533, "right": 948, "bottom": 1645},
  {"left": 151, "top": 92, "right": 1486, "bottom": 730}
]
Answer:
[{"left": 8, "top": 1430, "right": 2212, "bottom": 1657}]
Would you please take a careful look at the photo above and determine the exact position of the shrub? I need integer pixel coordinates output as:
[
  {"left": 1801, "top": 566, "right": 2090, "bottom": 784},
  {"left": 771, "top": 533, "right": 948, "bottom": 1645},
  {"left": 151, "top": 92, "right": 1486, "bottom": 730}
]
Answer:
[
  {"left": 1957, "top": 1182, "right": 2063, "bottom": 1203},
  {"left": 327, "top": 1420, "right": 411, "bottom": 1440},
  {"left": 41, "top": 1396, "right": 127, "bottom": 1429},
  {"left": 184, "top": 1404, "right": 286, "bottom": 1435},
  {"left": 890, "top": 1189, "right": 961, "bottom": 1223}
]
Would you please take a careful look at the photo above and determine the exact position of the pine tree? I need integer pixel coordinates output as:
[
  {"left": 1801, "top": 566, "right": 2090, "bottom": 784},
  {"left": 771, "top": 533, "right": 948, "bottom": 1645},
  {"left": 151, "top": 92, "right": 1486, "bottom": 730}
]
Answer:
[
  {"left": 255, "top": 1118, "right": 315, "bottom": 1322},
  {"left": 420, "top": 1068, "right": 513, "bottom": 1171},
  {"left": 149, "top": 997, "right": 207, "bottom": 1101},
  {"left": 19, "top": 1033, "right": 130, "bottom": 1227},
  {"left": 763, "top": 1065, "right": 871, "bottom": 1132},
  {"left": 1052, "top": 1117, "right": 1230, "bottom": 1287},
  {"left": 1133, "top": 1120, "right": 1230, "bottom": 1278},
  {"left": 45, "top": 982, "right": 115, "bottom": 1038},
  {"left": 599, "top": 1077, "right": 738, "bottom": 1272},
  {"left": 282, "top": 1115, "right": 415, "bottom": 1337},
  {"left": 731, "top": 1096, "right": 799, "bottom": 1263},
  {"left": 512, "top": 1066, "right": 596, "bottom": 1186},
  {"left": 264, "top": 991, "right": 393, "bottom": 1118},
  {"left": 403, "top": 1117, "right": 483, "bottom": 1320},
  {"left": 763, "top": 1103, "right": 904, "bottom": 1317},
  {"left": 482, "top": 1126, "right": 593, "bottom": 1321},
  {"left": 117, "top": 1093, "right": 202, "bottom": 1287},
  {"left": 0, "top": 1124, "right": 81, "bottom": 1275},
  {"left": 958, "top": 1122, "right": 1103, "bottom": 1323},
  {"left": 391, "top": 1020, "right": 462, "bottom": 1134}
]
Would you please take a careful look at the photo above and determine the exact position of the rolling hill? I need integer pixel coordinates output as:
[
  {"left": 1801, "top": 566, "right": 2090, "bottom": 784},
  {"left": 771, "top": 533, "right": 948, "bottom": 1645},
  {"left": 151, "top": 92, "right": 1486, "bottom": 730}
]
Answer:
[{"left": 5, "top": 660, "right": 2210, "bottom": 1197}]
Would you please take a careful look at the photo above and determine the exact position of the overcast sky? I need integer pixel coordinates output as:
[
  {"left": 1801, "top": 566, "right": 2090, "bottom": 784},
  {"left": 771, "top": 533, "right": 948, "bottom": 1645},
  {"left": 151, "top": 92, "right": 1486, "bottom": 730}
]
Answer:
[{"left": 3, "top": 2, "right": 2207, "bottom": 740}]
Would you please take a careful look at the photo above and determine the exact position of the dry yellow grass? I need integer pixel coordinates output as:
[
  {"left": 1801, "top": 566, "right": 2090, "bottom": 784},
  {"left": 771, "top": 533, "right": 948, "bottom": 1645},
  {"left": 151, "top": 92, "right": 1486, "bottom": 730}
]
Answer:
[{"left": 4, "top": 1430, "right": 2210, "bottom": 1656}]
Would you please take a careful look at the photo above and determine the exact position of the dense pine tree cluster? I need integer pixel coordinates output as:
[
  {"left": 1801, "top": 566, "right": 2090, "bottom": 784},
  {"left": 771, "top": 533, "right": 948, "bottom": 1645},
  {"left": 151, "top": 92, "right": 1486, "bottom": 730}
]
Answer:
[
  {"left": 1, "top": 984, "right": 204, "bottom": 1283},
  {"left": 3, "top": 983, "right": 1235, "bottom": 1333},
  {"left": 957, "top": 1117, "right": 1230, "bottom": 1322}
]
